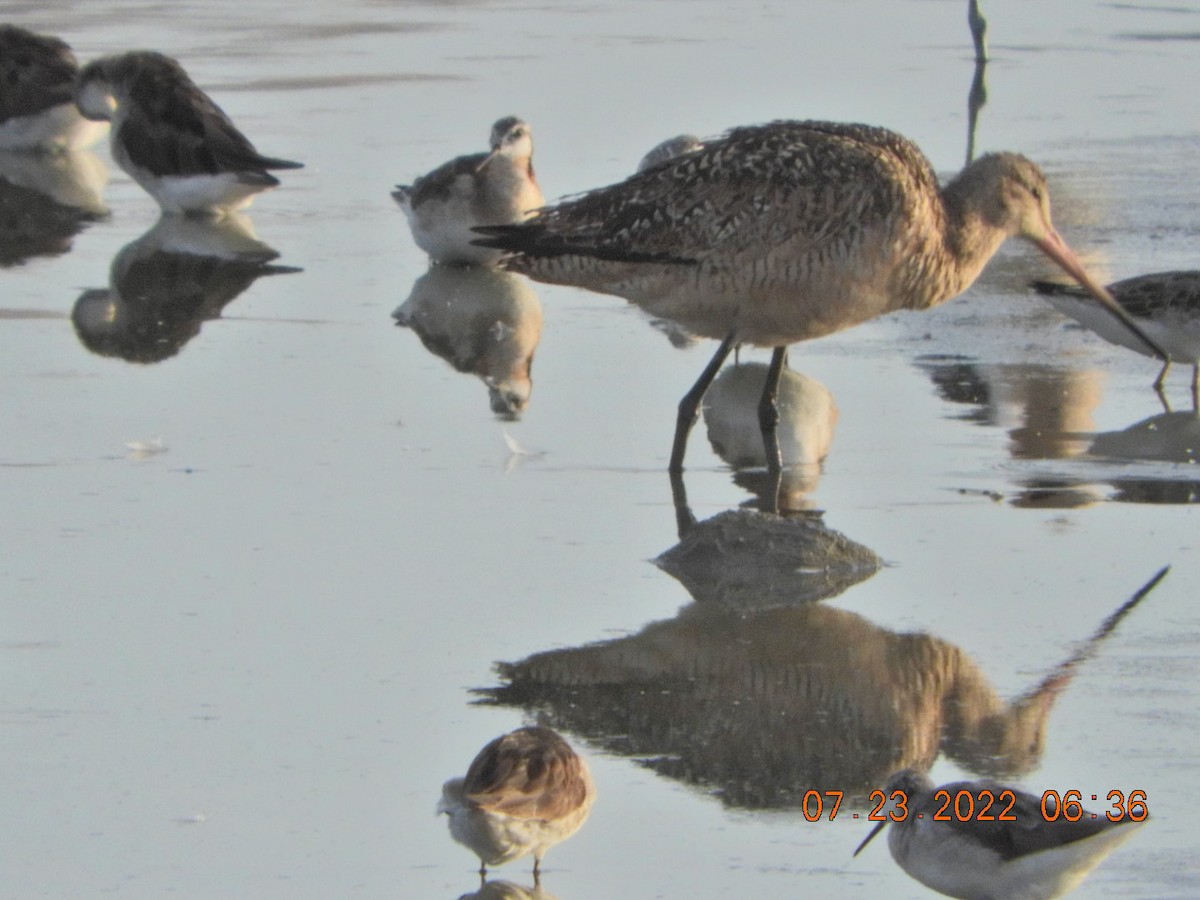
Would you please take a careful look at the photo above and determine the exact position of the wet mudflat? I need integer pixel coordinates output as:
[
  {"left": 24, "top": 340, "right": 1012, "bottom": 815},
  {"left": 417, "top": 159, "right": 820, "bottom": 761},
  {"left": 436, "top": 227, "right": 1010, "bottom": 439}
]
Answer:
[{"left": 1, "top": 1, "right": 1198, "bottom": 898}]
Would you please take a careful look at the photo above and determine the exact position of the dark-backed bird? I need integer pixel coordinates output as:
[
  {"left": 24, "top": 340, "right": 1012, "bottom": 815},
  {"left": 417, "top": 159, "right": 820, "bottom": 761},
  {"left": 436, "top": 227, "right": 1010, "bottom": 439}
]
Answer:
[
  {"left": 854, "top": 769, "right": 1144, "bottom": 900},
  {"left": 439, "top": 726, "right": 594, "bottom": 883},
  {"left": 474, "top": 119, "right": 1166, "bottom": 471},
  {"left": 393, "top": 117, "right": 543, "bottom": 266},
  {"left": 74, "top": 51, "right": 302, "bottom": 216},
  {"left": 1032, "top": 270, "right": 1200, "bottom": 392},
  {"left": 0, "top": 25, "right": 107, "bottom": 153}
]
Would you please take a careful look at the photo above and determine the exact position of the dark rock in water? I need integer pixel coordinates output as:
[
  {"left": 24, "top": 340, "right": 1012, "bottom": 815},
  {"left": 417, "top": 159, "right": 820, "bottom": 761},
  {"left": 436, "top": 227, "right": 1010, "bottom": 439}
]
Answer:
[{"left": 655, "top": 508, "right": 880, "bottom": 608}]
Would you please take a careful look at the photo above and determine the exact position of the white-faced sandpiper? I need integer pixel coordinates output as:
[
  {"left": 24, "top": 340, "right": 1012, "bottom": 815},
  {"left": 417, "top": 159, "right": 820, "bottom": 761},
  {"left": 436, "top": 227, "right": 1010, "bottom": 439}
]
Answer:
[{"left": 394, "top": 117, "right": 543, "bottom": 266}]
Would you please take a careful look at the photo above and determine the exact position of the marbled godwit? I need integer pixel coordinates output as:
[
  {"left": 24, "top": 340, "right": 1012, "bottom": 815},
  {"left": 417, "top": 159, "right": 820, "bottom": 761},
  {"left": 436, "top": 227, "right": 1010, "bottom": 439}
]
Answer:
[
  {"left": 475, "top": 119, "right": 1166, "bottom": 471},
  {"left": 1032, "top": 271, "right": 1200, "bottom": 393},
  {"left": 637, "top": 133, "right": 704, "bottom": 173},
  {"left": 394, "top": 117, "right": 543, "bottom": 266},
  {"left": 0, "top": 26, "right": 107, "bottom": 153},
  {"left": 439, "top": 726, "right": 594, "bottom": 883},
  {"left": 74, "top": 51, "right": 302, "bottom": 216},
  {"left": 854, "top": 768, "right": 1144, "bottom": 900}
]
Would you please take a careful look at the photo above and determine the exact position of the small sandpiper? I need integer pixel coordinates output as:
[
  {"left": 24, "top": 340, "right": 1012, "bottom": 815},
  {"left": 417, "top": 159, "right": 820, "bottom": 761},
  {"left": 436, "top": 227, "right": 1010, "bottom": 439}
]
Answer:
[
  {"left": 393, "top": 117, "right": 543, "bottom": 266},
  {"left": 0, "top": 25, "right": 107, "bottom": 153},
  {"left": 439, "top": 726, "right": 594, "bottom": 883},
  {"left": 74, "top": 51, "right": 302, "bottom": 216},
  {"left": 1033, "top": 270, "right": 1200, "bottom": 392},
  {"left": 854, "top": 769, "right": 1144, "bottom": 900}
]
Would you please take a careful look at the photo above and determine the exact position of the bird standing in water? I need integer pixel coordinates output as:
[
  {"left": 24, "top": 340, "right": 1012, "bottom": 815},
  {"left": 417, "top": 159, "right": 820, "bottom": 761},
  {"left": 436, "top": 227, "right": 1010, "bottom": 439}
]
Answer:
[
  {"left": 439, "top": 726, "right": 595, "bottom": 884},
  {"left": 474, "top": 119, "right": 1165, "bottom": 472},
  {"left": 0, "top": 25, "right": 107, "bottom": 153},
  {"left": 394, "top": 117, "right": 543, "bottom": 266},
  {"left": 854, "top": 768, "right": 1144, "bottom": 900},
  {"left": 1032, "top": 270, "right": 1200, "bottom": 395},
  {"left": 74, "top": 51, "right": 302, "bottom": 216}
]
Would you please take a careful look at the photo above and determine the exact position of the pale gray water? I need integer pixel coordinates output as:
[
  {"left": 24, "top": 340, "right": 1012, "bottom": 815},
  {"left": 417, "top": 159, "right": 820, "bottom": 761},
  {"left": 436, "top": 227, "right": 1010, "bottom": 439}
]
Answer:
[{"left": 1, "top": 1, "right": 1198, "bottom": 898}]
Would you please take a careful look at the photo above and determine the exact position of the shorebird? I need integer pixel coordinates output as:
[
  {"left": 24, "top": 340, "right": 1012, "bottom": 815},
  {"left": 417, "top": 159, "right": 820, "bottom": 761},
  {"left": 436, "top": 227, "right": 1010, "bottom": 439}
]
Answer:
[
  {"left": 74, "top": 51, "right": 302, "bottom": 216},
  {"left": 637, "top": 133, "right": 704, "bottom": 173},
  {"left": 393, "top": 117, "right": 543, "bottom": 266},
  {"left": 854, "top": 769, "right": 1144, "bottom": 900},
  {"left": 439, "top": 726, "right": 595, "bottom": 883},
  {"left": 1032, "top": 271, "right": 1200, "bottom": 393},
  {"left": 0, "top": 25, "right": 107, "bottom": 153},
  {"left": 474, "top": 119, "right": 1167, "bottom": 472}
]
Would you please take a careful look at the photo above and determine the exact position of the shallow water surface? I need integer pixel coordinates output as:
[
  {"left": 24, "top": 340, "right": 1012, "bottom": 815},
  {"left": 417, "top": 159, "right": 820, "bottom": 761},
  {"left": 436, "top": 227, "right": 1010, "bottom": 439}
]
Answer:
[{"left": 2, "top": 1, "right": 1198, "bottom": 898}]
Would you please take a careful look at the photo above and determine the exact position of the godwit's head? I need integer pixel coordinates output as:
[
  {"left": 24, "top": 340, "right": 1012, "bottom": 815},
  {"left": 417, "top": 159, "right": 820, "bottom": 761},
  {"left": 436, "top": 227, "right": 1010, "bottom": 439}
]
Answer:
[{"left": 958, "top": 153, "right": 1167, "bottom": 362}]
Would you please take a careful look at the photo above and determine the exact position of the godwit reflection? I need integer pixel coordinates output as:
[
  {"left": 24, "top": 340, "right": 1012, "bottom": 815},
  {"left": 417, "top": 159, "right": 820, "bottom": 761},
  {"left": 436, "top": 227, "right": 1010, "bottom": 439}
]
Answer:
[
  {"left": 478, "top": 553, "right": 1159, "bottom": 809},
  {"left": 918, "top": 356, "right": 1200, "bottom": 505},
  {"left": 394, "top": 266, "right": 542, "bottom": 420},
  {"left": 71, "top": 214, "right": 299, "bottom": 363}
]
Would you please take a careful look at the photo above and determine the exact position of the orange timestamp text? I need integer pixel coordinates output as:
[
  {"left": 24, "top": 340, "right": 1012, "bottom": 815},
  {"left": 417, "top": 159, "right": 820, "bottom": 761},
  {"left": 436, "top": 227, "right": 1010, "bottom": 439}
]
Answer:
[{"left": 795, "top": 788, "right": 1148, "bottom": 823}]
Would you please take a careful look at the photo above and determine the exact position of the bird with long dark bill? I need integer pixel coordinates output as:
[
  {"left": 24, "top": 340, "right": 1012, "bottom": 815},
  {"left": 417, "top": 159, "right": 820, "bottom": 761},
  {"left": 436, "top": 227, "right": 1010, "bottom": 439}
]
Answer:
[
  {"left": 74, "top": 51, "right": 302, "bottom": 217},
  {"left": 854, "top": 768, "right": 1144, "bottom": 899},
  {"left": 474, "top": 120, "right": 1166, "bottom": 472}
]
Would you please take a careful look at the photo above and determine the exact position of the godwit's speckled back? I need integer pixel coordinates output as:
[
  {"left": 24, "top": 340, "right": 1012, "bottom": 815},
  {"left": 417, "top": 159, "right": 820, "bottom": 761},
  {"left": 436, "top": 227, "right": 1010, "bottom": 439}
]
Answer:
[{"left": 479, "top": 121, "right": 1013, "bottom": 346}]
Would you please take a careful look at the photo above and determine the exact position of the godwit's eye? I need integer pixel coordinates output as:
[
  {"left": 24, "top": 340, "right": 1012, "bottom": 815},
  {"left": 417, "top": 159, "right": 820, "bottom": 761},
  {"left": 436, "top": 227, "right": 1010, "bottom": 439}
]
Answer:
[{"left": 1030, "top": 185, "right": 1043, "bottom": 202}]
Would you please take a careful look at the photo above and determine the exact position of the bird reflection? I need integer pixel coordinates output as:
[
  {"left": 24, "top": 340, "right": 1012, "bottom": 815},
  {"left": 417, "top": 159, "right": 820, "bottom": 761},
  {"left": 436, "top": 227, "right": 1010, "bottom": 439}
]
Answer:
[
  {"left": 456, "top": 880, "right": 559, "bottom": 900},
  {"left": 71, "top": 214, "right": 299, "bottom": 363},
  {"left": 965, "top": 1, "right": 988, "bottom": 165},
  {"left": 394, "top": 266, "right": 542, "bottom": 420},
  {"left": 702, "top": 362, "right": 838, "bottom": 511},
  {"left": 0, "top": 149, "right": 107, "bottom": 266},
  {"left": 477, "top": 536, "right": 1157, "bottom": 809},
  {"left": 917, "top": 356, "right": 1200, "bottom": 505}
]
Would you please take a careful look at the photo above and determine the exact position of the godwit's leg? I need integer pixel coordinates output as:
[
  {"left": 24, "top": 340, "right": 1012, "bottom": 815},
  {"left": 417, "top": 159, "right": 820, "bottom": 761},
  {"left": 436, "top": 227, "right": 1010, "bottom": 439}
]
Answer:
[
  {"left": 1153, "top": 358, "right": 1172, "bottom": 391},
  {"left": 670, "top": 469, "right": 697, "bottom": 538},
  {"left": 532, "top": 856, "right": 542, "bottom": 885},
  {"left": 757, "top": 346, "right": 788, "bottom": 475},
  {"left": 478, "top": 862, "right": 487, "bottom": 885},
  {"left": 1191, "top": 364, "right": 1199, "bottom": 411},
  {"left": 670, "top": 331, "right": 737, "bottom": 472}
]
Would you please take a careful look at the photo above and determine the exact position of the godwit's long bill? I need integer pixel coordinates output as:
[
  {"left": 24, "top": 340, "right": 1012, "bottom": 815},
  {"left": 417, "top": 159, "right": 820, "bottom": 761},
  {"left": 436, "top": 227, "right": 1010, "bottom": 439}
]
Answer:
[{"left": 474, "top": 120, "right": 1167, "bottom": 473}]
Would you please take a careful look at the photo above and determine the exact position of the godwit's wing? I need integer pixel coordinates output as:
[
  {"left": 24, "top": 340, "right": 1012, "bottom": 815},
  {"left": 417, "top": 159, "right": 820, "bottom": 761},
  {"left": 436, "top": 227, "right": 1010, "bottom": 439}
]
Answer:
[{"left": 478, "top": 120, "right": 942, "bottom": 283}]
